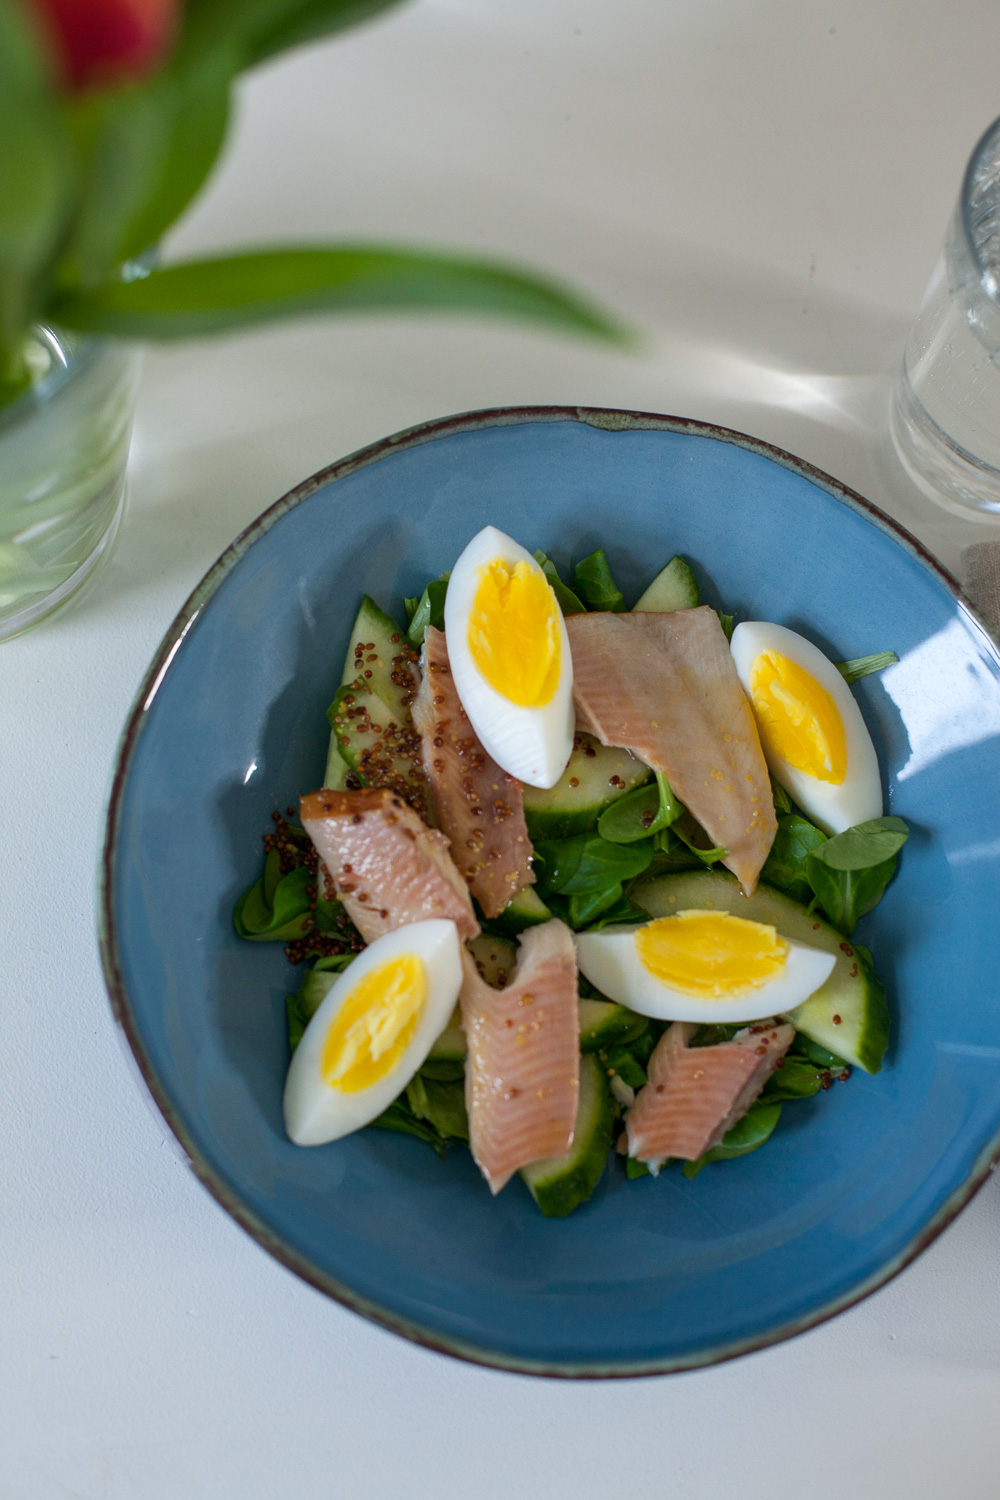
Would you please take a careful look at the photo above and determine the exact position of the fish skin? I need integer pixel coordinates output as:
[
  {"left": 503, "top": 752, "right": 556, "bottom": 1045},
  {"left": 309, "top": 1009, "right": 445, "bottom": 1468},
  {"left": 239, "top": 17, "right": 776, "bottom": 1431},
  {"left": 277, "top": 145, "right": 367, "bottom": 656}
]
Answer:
[
  {"left": 626, "top": 1020, "right": 794, "bottom": 1163},
  {"left": 413, "top": 626, "right": 535, "bottom": 919},
  {"left": 461, "top": 918, "right": 580, "bottom": 1194},
  {"left": 565, "top": 607, "right": 777, "bottom": 895},
  {"left": 300, "top": 787, "right": 479, "bottom": 944}
]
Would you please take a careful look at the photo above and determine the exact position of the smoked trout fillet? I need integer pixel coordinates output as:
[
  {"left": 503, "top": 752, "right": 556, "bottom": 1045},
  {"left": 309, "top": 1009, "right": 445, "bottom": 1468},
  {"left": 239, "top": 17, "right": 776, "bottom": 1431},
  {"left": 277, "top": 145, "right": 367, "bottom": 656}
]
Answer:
[
  {"left": 413, "top": 626, "right": 535, "bottom": 919},
  {"left": 300, "top": 787, "right": 479, "bottom": 944},
  {"left": 626, "top": 1020, "right": 794, "bottom": 1164},
  {"left": 461, "top": 919, "right": 580, "bottom": 1193},
  {"left": 565, "top": 607, "right": 776, "bottom": 894}
]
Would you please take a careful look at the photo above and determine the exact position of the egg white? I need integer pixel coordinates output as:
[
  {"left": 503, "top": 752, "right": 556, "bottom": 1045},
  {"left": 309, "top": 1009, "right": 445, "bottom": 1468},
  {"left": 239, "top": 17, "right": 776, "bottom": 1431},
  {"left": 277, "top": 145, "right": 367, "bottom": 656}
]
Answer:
[
  {"left": 575, "top": 921, "right": 836, "bottom": 1024},
  {"left": 730, "top": 621, "right": 883, "bottom": 835},
  {"left": 283, "top": 919, "right": 463, "bottom": 1146},
  {"left": 443, "top": 526, "right": 574, "bottom": 789}
]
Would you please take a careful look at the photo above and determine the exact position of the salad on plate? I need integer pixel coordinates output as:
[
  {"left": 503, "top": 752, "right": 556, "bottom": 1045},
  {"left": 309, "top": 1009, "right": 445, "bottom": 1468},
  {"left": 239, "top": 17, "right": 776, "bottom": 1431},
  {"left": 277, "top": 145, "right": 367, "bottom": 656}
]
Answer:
[{"left": 234, "top": 526, "right": 907, "bottom": 1216}]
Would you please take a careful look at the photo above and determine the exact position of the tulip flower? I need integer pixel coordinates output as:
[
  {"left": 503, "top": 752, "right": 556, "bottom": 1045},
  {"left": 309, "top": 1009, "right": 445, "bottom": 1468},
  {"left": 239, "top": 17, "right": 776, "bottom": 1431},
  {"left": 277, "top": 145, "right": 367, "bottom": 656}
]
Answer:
[{"left": 30, "top": 0, "right": 177, "bottom": 90}]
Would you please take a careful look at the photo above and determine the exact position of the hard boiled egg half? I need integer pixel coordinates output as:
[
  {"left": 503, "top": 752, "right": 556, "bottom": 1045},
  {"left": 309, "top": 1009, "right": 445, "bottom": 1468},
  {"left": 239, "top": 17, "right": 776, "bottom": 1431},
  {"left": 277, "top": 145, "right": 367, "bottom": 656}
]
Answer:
[
  {"left": 443, "top": 526, "right": 574, "bottom": 788},
  {"left": 283, "top": 919, "right": 463, "bottom": 1146},
  {"left": 575, "top": 910, "right": 835, "bottom": 1024},
  {"left": 730, "top": 621, "right": 882, "bottom": 835}
]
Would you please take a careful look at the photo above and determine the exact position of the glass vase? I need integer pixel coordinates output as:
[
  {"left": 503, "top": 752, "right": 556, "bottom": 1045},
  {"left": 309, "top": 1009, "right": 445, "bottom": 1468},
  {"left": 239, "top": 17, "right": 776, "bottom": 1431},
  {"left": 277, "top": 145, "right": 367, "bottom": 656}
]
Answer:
[{"left": 0, "top": 326, "right": 140, "bottom": 641}]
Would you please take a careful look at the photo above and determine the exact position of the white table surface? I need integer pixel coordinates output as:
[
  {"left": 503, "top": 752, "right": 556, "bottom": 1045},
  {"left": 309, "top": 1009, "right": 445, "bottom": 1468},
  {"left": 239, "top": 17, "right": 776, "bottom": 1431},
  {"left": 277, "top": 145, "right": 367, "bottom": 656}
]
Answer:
[{"left": 4, "top": 3, "right": 1000, "bottom": 1495}]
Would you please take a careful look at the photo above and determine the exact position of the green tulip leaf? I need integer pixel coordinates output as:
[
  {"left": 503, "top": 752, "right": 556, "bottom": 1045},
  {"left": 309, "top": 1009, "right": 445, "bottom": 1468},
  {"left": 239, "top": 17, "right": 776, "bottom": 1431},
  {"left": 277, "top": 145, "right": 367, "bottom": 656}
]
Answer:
[
  {"left": 0, "top": 0, "right": 73, "bottom": 385},
  {"left": 48, "top": 246, "right": 629, "bottom": 345},
  {"left": 242, "top": 0, "right": 408, "bottom": 67}
]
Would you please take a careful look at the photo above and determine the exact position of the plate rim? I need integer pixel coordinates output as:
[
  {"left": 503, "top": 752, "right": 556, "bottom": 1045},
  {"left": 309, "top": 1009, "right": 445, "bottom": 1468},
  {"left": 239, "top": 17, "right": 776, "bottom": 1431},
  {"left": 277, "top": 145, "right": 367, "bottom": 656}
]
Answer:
[{"left": 97, "top": 403, "right": 1000, "bottom": 1379}]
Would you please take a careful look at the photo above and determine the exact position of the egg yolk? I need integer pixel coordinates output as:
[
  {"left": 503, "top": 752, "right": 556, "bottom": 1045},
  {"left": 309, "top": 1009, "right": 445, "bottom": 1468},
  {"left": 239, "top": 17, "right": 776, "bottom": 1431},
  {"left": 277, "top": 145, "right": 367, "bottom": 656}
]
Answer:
[
  {"left": 321, "top": 954, "right": 426, "bottom": 1092},
  {"left": 635, "top": 910, "right": 788, "bottom": 998},
  {"left": 749, "top": 650, "right": 847, "bottom": 784},
  {"left": 468, "top": 557, "right": 561, "bottom": 707}
]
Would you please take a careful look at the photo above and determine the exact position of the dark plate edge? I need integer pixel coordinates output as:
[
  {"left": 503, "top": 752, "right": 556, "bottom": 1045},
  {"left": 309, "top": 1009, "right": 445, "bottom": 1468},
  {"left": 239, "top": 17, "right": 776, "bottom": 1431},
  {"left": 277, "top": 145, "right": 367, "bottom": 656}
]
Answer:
[{"left": 97, "top": 402, "right": 1000, "bottom": 1379}]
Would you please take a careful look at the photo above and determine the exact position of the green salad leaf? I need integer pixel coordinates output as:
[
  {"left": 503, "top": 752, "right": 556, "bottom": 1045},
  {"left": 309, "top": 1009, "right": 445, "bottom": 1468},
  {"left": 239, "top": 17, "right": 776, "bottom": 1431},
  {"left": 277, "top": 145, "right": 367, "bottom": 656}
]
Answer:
[
  {"left": 533, "top": 834, "right": 656, "bottom": 898},
  {"left": 571, "top": 549, "right": 625, "bottom": 612},
  {"left": 419, "top": 1058, "right": 465, "bottom": 1082},
  {"left": 373, "top": 1074, "right": 469, "bottom": 1155},
  {"left": 369, "top": 1099, "right": 452, "bottom": 1155},
  {"left": 531, "top": 835, "right": 584, "bottom": 896},
  {"left": 533, "top": 830, "right": 657, "bottom": 930},
  {"left": 405, "top": 1075, "right": 469, "bottom": 1143},
  {"left": 234, "top": 851, "right": 314, "bottom": 941},
  {"left": 760, "top": 1056, "right": 828, "bottom": 1102},
  {"left": 760, "top": 813, "right": 828, "bottom": 905},
  {"left": 681, "top": 1102, "right": 782, "bottom": 1178},
  {"left": 809, "top": 815, "right": 910, "bottom": 870},
  {"left": 576, "top": 889, "right": 649, "bottom": 930},
  {"left": 627, "top": 1025, "right": 659, "bottom": 1066},
  {"left": 285, "top": 952, "right": 356, "bottom": 1051},
  {"left": 598, "top": 773, "right": 682, "bottom": 844},
  {"left": 563, "top": 885, "right": 626, "bottom": 928},
  {"left": 406, "top": 575, "right": 448, "bottom": 647},
  {"left": 669, "top": 810, "right": 728, "bottom": 866},
  {"left": 599, "top": 1044, "right": 647, "bottom": 1091},
  {"left": 805, "top": 815, "right": 909, "bottom": 935},
  {"left": 533, "top": 551, "right": 587, "bottom": 614},
  {"left": 794, "top": 1036, "right": 851, "bottom": 1070}
]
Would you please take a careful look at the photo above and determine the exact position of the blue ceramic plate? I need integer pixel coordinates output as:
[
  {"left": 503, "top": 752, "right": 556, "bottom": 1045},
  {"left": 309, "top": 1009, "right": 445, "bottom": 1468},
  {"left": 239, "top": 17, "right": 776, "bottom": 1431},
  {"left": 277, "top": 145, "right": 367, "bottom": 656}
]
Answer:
[{"left": 100, "top": 407, "right": 1000, "bottom": 1376}]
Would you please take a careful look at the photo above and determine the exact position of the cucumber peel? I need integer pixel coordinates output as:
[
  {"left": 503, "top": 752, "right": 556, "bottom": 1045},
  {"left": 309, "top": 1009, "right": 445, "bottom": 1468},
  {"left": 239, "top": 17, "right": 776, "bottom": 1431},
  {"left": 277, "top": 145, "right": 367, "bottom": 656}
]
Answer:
[
  {"left": 578, "top": 997, "right": 648, "bottom": 1052},
  {"left": 519, "top": 1053, "right": 614, "bottom": 1216}
]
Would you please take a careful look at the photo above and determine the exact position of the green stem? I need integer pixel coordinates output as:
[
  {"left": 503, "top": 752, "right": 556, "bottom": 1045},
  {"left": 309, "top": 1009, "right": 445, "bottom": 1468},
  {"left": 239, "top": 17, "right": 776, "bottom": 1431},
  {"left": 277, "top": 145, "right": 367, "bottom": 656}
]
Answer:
[{"left": 0, "top": 340, "right": 32, "bottom": 411}]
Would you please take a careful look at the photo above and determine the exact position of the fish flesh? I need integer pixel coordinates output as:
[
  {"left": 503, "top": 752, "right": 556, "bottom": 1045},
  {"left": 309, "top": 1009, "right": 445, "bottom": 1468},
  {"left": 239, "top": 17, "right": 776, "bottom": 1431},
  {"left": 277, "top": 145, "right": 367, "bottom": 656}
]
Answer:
[
  {"left": 412, "top": 626, "right": 535, "bottom": 918},
  {"left": 625, "top": 1019, "right": 794, "bottom": 1164},
  {"left": 566, "top": 607, "right": 776, "bottom": 895},
  {"left": 300, "top": 787, "right": 479, "bottom": 944},
  {"left": 461, "top": 918, "right": 580, "bottom": 1193}
]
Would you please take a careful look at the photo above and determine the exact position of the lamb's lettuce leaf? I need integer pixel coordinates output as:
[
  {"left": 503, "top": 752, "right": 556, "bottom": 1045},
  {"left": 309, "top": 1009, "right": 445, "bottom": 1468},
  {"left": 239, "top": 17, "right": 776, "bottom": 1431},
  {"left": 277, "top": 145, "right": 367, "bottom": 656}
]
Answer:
[
  {"left": 571, "top": 548, "right": 625, "bottom": 612},
  {"left": 760, "top": 813, "right": 828, "bottom": 904},
  {"left": 805, "top": 815, "right": 909, "bottom": 935}
]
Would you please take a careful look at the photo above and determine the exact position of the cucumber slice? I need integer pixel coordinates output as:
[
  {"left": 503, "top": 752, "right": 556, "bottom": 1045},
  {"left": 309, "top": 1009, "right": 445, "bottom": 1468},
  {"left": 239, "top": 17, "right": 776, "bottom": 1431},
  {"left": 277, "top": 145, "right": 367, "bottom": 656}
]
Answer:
[
  {"left": 634, "top": 556, "right": 700, "bottom": 612},
  {"left": 467, "top": 932, "right": 518, "bottom": 987},
  {"left": 519, "top": 1053, "right": 614, "bottom": 1217},
  {"left": 632, "top": 869, "right": 889, "bottom": 1073},
  {"left": 579, "top": 997, "right": 648, "bottom": 1052},
  {"left": 427, "top": 934, "right": 540, "bottom": 1063},
  {"left": 522, "top": 732, "right": 652, "bottom": 839},
  {"left": 428, "top": 1003, "right": 466, "bottom": 1062},
  {"left": 340, "top": 594, "right": 418, "bottom": 726},
  {"left": 323, "top": 734, "right": 354, "bottom": 791},
  {"left": 494, "top": 885, "right": 553, "bottom": 934},
  {"left": 328, "top": 677, "right": 428, "bottom": 811}
]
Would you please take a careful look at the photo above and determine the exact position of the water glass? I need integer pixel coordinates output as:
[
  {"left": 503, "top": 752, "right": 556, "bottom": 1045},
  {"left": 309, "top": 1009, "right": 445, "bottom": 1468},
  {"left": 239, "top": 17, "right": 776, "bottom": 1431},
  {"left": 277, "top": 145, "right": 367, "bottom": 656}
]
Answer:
[
  {"left": 890, "top": 116, "right": 1000, "bottom": 515},
  {"left": 0, "top": 328, "right": 140, "bottom": 641}
]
